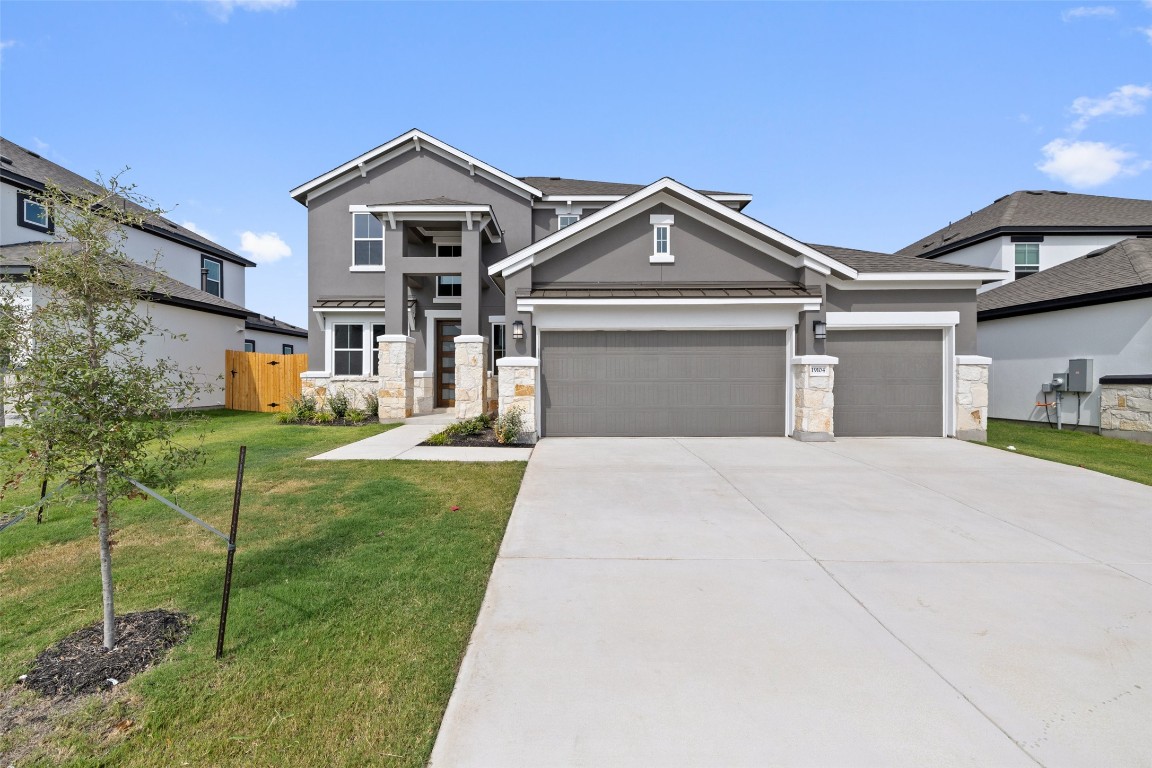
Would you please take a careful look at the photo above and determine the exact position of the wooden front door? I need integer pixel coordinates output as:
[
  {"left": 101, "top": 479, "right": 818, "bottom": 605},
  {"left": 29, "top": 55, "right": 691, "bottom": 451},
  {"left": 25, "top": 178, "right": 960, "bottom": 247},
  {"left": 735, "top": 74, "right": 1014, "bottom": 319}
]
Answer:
[{"left": 435, "top": 319, "right": 461, "bottom": 407}]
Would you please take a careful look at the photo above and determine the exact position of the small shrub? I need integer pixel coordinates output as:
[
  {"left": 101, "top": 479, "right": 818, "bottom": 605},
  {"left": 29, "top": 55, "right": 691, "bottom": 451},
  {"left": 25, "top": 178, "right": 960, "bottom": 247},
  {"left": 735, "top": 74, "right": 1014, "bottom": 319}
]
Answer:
[
  {"left": 274, "top": 412, "right": 291, "bottom": 424},
  {"left": 425, "top": 431, "right": 450, "bottom": 446},
  {"left": 345, "top": 407, "right": 365, "bottom": 423},
  {"left": 313, "top": 409, "right": 335, "bottom": 424},
  {"left": 362, "top": 392, "right": 379, "bottom": 417},
  {"left": 494, "top": 406, "right": 524, "bottom": 444},
  {"left": 328, "top": 389, "right": 350, "bottom": 420},
  {"left": 444, "top": 415, "right": 488, "bottom": 437},
  {"left": 284, "top": 393, "right": 318, "bottom": 423}
]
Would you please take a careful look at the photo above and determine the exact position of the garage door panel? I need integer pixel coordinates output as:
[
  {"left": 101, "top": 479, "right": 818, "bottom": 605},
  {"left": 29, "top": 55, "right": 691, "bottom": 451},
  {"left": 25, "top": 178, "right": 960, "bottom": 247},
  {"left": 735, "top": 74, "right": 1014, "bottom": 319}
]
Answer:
[
  {"left": 542, "top": 330, "right": 785, "bottom": 437},
  {"left": 827, "top": 329, "right": 943, "bottom": 437}
]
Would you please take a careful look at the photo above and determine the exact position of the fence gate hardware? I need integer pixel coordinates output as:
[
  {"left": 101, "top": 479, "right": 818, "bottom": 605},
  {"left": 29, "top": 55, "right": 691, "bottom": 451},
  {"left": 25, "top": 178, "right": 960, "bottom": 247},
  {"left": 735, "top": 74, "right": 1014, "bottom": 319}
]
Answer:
[{"left": 267, "top": 360, "right": 279, "bottom": 367}]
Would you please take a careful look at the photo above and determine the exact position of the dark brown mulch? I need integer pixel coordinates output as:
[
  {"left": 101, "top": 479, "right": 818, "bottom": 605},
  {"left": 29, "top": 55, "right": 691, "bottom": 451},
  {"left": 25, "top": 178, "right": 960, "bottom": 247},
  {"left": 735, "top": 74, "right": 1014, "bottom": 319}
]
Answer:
[
  {"left": 419, "top": 427, "right": 525, "bottom": 447},
  {"left": 21, "top": 610, "right": 191, "bottom": 698}
]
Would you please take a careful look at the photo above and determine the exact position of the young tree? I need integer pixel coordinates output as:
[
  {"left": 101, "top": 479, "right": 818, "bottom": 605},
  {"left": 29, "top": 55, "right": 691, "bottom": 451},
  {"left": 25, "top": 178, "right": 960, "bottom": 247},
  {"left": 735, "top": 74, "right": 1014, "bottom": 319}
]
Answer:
[{"left": 0, "top": 175, "right": 206, "bottom": 650}]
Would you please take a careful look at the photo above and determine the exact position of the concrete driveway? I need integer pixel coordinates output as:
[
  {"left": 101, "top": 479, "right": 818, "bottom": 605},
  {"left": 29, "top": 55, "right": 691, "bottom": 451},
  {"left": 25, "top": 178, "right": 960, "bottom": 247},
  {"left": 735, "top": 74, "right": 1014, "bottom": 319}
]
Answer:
[{"left": 430, "top": 438, "right": 1152, "bottom": 767}]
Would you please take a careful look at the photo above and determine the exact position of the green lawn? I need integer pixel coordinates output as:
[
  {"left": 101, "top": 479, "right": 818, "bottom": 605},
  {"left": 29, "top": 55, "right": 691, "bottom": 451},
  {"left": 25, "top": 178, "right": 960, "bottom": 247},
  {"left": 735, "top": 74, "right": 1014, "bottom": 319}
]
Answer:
[
  {"left": 0, "top": 411, "right": 526, "bottom": 767},
  {"left": 986, "top": 419, "right": 1152, "bottom": 486}
]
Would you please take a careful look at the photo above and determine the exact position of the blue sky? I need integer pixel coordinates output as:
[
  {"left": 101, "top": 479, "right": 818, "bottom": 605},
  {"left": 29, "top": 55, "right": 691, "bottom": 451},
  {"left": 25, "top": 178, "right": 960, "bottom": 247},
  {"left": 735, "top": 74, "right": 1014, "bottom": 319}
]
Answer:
[{"left": 2, "top": 1, "right": 1150, "bottom": 327}]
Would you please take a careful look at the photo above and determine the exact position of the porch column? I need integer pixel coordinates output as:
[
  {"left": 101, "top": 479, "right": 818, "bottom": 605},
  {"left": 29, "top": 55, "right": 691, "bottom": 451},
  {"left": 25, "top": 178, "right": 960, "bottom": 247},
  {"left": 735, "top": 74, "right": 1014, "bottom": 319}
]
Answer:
[
  {"left": 792, "top": 355, "right": 838, "bottom": 442},
  {"left": 955, "top": 355, "right": 991, "bottom": 442},
  {"left": 497, "top": 356, "right": 538, "bottom": 442},
  {"left": 384, "top": 226, "right": 407, "bottom": 336},
  {"left": 377, "top": 335, "right": 414, "bottom": 422},
  {"left": 454, "top": 335, "right": 489, "bottom": 419},
  {"left": 460, "top": 227, "right": 481, "bottom": 336}
]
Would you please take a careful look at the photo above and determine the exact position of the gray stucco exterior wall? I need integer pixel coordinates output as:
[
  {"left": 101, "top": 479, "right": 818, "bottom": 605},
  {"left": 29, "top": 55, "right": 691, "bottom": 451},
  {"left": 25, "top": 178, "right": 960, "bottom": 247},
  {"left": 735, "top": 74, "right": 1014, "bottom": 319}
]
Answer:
[{"left": 825, "top": 287, "right": 979, "bottom": 354}]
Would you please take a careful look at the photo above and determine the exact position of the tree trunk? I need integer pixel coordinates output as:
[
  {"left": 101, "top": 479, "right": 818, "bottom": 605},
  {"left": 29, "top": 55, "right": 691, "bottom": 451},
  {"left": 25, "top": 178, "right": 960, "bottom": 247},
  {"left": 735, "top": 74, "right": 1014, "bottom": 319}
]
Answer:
[{"left": 96, "top": 463, "right": 116, "bottom": 650}]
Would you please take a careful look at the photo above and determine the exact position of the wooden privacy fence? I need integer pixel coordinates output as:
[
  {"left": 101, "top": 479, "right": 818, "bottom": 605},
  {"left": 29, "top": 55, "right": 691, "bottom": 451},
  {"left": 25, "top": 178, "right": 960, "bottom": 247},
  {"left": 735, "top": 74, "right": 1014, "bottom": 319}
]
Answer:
[{"left": 225, "top": 350, "right": 310, "bottom": 412}]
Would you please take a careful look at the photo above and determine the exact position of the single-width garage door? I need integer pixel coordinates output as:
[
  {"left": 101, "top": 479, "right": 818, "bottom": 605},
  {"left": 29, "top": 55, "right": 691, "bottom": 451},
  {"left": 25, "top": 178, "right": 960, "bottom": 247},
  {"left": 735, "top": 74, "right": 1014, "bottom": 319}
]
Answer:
[
  {"left": 826, "top": 329, "right": 944, "bottom": 437},
  {"left": 540, "top": 330, "right": 786, "bottom": 437}
]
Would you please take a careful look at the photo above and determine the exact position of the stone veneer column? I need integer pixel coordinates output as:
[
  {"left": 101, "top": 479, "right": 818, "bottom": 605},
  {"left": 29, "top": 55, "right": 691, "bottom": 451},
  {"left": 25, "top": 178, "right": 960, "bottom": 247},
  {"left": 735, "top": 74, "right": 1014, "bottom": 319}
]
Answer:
[
  {"left": 955, "top": 355, "right": 991, "bottom": 442},
  {"left": 497, "top": 357, "right": 538, "bottom": 441},
  {"left": 454, "top": 335, "right": 489, "bottom": 419},
  {"left": 792, "top": 355, "right": 838, "bottom": 442},
  {"left": 377, "top": 335, "right": 414, "bottom": 422}
]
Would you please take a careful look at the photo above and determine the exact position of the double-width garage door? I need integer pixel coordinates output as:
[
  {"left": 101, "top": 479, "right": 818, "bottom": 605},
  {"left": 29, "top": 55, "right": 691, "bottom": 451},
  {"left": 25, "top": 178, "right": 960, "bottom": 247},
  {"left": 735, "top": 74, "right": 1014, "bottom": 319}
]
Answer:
[
  {"left": 541, "top": 330, "right": 786, "bottom": 437},
  {"left": 826, "top": 329, "right": 944, "bottom": 437}
]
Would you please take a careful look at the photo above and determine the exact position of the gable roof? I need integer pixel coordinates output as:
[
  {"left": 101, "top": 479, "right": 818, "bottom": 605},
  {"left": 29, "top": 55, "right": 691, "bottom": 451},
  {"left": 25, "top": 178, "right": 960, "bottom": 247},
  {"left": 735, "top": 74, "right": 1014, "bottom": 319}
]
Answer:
[
  {"left": 523, "top": 176, "right": 749, "bottom": 201},
  {"left": 898, "top": 190, "right": 1152, "bottom": 259},
  {"left": 0, "top": 137, "right": 254, "bottom": 267},
  {"left": 490, "top": 177, "right": 857, "bottom": 280},
  {"left": 809, "top": 244, "right": 1006, "bottom": 275},
  {"left": 290, "top": 129, "right": 544, "bottom": 205},
  {"left": 977, "top": 238, "right": 1152, "bottom": 319}
]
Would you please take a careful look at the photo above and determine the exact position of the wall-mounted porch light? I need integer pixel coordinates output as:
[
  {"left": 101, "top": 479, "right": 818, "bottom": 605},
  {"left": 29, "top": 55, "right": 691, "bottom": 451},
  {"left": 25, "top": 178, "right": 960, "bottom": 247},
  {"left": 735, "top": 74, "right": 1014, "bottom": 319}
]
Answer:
[
  {"left": 512, "top": 320, "right": 525, "bottom": 340},
  {"left": 813, "top": 320, "right": 827, "bottom": 341},
  {"left": 406, "top": 298, "right": 417, "bottom": 333}
]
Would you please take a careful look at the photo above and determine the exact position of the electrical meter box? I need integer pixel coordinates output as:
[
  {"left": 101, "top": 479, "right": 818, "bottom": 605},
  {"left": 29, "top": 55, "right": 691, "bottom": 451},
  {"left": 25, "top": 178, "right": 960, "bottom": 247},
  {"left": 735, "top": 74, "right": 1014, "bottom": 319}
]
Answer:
[{"left": 1067, "top": 358, "right": 1093, "bottom": 392}]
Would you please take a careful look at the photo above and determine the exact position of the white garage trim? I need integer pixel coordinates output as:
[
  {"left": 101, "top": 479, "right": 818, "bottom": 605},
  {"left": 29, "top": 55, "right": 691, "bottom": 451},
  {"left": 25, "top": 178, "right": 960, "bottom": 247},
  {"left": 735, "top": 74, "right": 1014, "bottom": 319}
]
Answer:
[{"left": 826, "top": 312, "right": 957, "bottom": 437}]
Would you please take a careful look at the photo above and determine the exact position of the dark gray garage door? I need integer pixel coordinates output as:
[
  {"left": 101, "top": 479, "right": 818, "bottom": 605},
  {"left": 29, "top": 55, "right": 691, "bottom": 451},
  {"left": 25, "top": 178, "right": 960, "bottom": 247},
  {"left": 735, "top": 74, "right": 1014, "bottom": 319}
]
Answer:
[
  {"left": 541, "top": 330, "right": 786, "bottom": 437},
  {"left": 826, "top": 329, "right": 943, "bottom": 437}
]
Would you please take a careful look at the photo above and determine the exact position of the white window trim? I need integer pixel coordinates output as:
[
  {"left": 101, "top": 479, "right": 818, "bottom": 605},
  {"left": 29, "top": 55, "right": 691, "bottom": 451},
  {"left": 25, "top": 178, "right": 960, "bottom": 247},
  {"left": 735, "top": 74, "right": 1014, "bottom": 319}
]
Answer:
[
  {"left": 490, "top": 321, "right": 507, "bottom": 372},
  {"left": 558, "top": 214, "right": 581, "bottom": 229},
  {"left": 314, "top": 311, "right": 386, "bottom": 379},
  {"left": 352, "top": 212, "right": 385, "bottom": 268},
  {"left": 21, "top": 197, "right": 48, "bottom": 229},
  {"left": 651, "top": 222, "right": 673, "bottom": 264}
]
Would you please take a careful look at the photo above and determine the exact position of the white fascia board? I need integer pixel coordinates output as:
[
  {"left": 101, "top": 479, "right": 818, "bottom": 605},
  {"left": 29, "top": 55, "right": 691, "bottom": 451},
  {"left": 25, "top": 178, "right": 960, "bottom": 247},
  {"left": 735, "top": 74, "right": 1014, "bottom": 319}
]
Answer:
[
  {"left": 849, "top": 271, "right": 1007, "bottom": 282},
  {"left": 826, "top": 311, "right": 960, "bottom": 328},
  {"left": 291, "top": 129, "right": 543, "bottom": 203},
  {"left": 828, "top": 276, "right": 997, "bottom": 291},
  {"left": 535, "top": 193, "right": 753, "bottom": 205},
  {"left": 492, "top": 179, "right": 857, "bottom": 278}
]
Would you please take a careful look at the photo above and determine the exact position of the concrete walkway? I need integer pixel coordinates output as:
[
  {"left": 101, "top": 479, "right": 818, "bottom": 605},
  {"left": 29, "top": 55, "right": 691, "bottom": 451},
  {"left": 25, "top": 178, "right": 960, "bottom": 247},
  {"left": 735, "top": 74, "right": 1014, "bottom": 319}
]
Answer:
[
  {"left": 308, "top": 412, "right": 532, "bottom": 462},
  {"left": 430, "top": 437, "right": 1152, "bottom": 767}
]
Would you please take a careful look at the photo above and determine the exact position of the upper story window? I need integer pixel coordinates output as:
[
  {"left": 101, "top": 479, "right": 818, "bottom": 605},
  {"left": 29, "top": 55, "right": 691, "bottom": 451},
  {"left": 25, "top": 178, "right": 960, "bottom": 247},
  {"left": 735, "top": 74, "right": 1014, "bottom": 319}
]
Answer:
[
  {"left": 1014, "top": 243, "right": 1039, "bottom": 280},
  {"left": 17, "top": 191, "right": 51, "bottom": 233},
  {"left": 436, "top": 275, "right": 462, "bottom": 298},
  {"left": 201, "top": 255, "right": 223, "bottom": 297},
  {"left": 654, "top": 225, "right": 670, "bottom": 255},
  {"left": 558, "top": 214, "right": 580, "bottom": 229},
  {"left": 436, "top": 244, "right": 462, "bottom": 258},
  {"left": 353, "top": 213, "right": 384, "bottom": 267}
]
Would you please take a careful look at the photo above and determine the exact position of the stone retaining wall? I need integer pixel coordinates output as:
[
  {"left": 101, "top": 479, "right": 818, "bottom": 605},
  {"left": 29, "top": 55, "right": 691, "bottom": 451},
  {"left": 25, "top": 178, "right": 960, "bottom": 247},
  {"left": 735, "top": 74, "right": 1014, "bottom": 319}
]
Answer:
[{"left": 300, "top": 376, "right": 380, "bottom": 413}]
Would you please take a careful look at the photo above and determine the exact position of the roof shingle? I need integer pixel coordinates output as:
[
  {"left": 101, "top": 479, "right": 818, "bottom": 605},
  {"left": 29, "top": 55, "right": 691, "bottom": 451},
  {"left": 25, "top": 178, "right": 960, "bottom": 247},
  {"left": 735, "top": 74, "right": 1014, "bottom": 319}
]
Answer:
[
  {"left": 519, "top": 176, "right": 746, "bottom": 198},
  {"left": 808, "top": 243, "right": 1005, "bottom": 274}
]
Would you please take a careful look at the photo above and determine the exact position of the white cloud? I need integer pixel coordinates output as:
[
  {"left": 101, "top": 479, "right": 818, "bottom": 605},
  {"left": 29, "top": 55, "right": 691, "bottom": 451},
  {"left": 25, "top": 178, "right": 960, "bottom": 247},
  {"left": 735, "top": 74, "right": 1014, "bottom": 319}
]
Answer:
[
  {"left": 181, "top": 221, "right": 218, "bottom": 242},
  {"left": 1037, "top": 139, "right": 1149, "bottom": 187},
  {"left": 1141, "top": 26, "right": 1152, "bottom": 44},
  {"left": 0, "top": 40, "right": 16, "bottom": 62},
  {"left": 238, "top": 231, "right": 292, "bottom": 263},
  {"left": 31, "top": 137, "right": 50, "bottom": 153},
  {"left": 205, "top": 0, "right": 296, "bottom": 21},
  {"left": 1061, "top": 6, "right": 1116, "bottom": 20},
  {"left": 1070, "top": 83, "right": 1152, "bottom": 131}
]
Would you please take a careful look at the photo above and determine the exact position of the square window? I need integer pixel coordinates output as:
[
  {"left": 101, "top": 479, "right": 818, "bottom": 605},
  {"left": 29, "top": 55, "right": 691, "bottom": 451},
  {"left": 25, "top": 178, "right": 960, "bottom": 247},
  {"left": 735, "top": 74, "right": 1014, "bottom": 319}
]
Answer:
[
  {"left": 1014, "top": 243, "right": 1039, "bottom": 280},
  {"left": 437, "top": 244, "right": 462, "bottom": 258},
  {"left": 17, "top": 192, "right": 51, "bottom": 233},
  {"left": 201, "top": 256, "right": 223, "bottom": 297},
  {"left": 243, "top": 340, "right": 255, "bottom": 353},
  {"left": 436, "top": 275, "right": 462, "bottom": 298},
  {"left": 558, "top": 214, "right": 580, "bottom": 229},
  {"left": 282, "top": 344, "right": 294, "bottom": 355}
]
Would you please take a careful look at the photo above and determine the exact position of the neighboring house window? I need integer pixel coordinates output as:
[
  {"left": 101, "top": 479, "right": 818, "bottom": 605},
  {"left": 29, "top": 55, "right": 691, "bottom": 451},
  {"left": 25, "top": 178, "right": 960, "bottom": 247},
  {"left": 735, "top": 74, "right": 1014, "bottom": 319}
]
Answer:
[
  {"left": 436, "top": 244, "right": 462, "bottom": 258},
  {"left": 353, "top": 213, "right": 384, "bottom": 266},
  {"left": 201, "top": 255, "right": 223, "bottom": 297},
  {"left": 491, "top": 323, "right": 506, "bottom": 369},
  {"left": 17, "top": 191, "right": 51, "bottom": 233},
  {"left": 1014, "top": 243, "right": 1039, "bottom": 279},
  {"left": 282, "top": 344, "right": 294, "bottom": 355},
  {"left": 558, "top": 214, "right": 580, "bottom": 229},
  {"left": 370, "top": 323, "right": 387, "bottom": 375},
  {"left": 334, "top": 323, "right": 364, "bottom": 375},
  {"left": 654, "top": 224, "right": 670, "bottom": 255},
  {"left": 436, "top": 275, "right": 462, "bottom": 298},
  {"left": 243, "top": 340, "right": 255, "bottom": 353}
]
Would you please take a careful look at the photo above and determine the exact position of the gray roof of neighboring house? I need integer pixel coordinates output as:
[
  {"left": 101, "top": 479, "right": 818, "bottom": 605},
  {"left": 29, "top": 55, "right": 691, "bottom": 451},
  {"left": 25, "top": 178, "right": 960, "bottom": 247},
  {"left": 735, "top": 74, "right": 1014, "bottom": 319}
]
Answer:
[
  {"left": 977, "top": 238, "right": 1152, "bottom": 318},
  {"left": 2, "top": 241, "right": 251, "bottom": 319},
  {"left": 898, "top": 190, "right": 1152, "bottom": 259},
  {"left": 520, "top": 176, "right": 746, "bottom": 198},
  {"left": 246, "top": 314, "right": 308, "bottom": 337},
  {"left": 525, "top": 283, "right": 819, "bottom": 300},
  {"left": 0, "top": 137, "right": 255, "bottom": 267},
  {"left": 809, "top": 243, "right": 1006, "bottom": 275}
]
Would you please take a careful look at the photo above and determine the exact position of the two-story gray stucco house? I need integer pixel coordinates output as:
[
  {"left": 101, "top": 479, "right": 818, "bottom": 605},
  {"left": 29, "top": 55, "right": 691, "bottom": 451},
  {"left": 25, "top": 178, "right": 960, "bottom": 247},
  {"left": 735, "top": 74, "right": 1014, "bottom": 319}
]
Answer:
[{"left": 290, "top": 129, "right": 1005, "bottom": 441}]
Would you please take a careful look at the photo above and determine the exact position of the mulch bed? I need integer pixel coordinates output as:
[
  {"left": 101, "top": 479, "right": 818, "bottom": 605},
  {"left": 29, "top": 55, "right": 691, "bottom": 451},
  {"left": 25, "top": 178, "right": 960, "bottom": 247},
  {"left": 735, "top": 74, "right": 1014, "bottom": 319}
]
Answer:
[
  {"left": 420, "top": 427, "right": 526, "bottom": 448},
  {"left": 21, "top": 610, "right": 191, "bottom": 698}
]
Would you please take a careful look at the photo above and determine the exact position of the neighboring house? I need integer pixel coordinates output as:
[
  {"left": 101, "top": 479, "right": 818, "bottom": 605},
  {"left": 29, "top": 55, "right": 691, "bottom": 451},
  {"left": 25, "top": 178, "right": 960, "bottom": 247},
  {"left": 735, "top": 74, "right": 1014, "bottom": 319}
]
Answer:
[
  {"left": 291, "top": 129, "right": 1004, "bottom": 440},
  {"left": 0, "top": 137, "right": 306, "bottom": 410},
  {"left": 897, "top": 190, "right": 1152, "bottom": 293},
  {"left": 976, "top": 238, "right": 1152, "bottom": 440}
]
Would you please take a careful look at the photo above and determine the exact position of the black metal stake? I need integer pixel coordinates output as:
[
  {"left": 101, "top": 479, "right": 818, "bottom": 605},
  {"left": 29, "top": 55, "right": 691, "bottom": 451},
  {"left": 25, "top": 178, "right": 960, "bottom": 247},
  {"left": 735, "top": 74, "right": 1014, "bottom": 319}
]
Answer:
[
  {"left": 36, "top": 440, "right": 52, "bottom": 525},
  {"left": 216, "top": 445, "right": 246, "bottom": 660}
]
